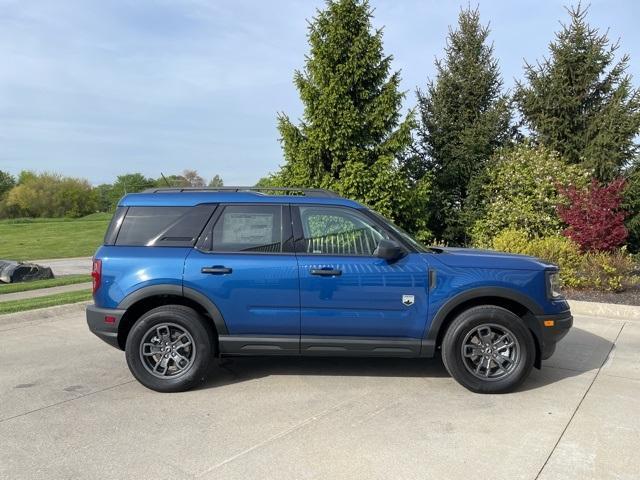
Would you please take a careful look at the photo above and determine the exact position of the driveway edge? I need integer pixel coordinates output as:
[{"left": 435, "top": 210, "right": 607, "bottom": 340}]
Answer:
[
  {"left": 0, "top": 301, "right": 90, "bottom": 325},
  {"left": 567, "top": 300, "right": 640, "bottom": 321}
]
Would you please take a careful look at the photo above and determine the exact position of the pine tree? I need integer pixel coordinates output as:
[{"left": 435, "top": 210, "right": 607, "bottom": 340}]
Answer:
[
  {"left": 277, "top": 0, "right": 429, "bottom": 237},
  {"left": 414, "top": 6, "right": 511, "bottom": 245},
  {"left": 516, "top": 4, "right": 640, "bottom": 181},
  {"left": 208, "top": 175, "right": 224, "bottom": 187}
]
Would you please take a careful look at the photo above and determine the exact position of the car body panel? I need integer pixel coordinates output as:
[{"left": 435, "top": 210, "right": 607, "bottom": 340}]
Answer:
[
  {"left": 92, "top": 245, "right": 191, "bottom": 308},
  {"left": 297, "top": 253, "right": 430, "bottom": 338},
  {"left": 427, "top": 247, "right": 554, "bottom": 271},
  {"left": 183, "top": 249, "right": 300, "bottom": 336}
]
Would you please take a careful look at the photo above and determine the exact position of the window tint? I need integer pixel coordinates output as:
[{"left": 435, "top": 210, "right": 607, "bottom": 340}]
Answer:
[
  {"left": 104, "top": 206, "right": 127, "bottom": 245},
  {"left": 115, "top": 205, "right": 214, "bottom": 247},
  {"left": 211, "top": 205, "right": 283, "bottom": 253},
  {"left": 297, "top": 206, "right": 389, "bottom": 255}
]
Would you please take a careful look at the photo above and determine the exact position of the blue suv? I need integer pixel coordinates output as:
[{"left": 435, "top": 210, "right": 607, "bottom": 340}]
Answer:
[{"left": 87, "top": 187, "right": 572, "bottom": 393}]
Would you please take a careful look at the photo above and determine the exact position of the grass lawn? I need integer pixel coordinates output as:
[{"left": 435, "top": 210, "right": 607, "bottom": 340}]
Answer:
[
  {"left": 0, "top": 213, "right": 111, "bottom": 260},
  {"left": 0, "top": 289, "right": 92, "bottom": 315},
  {"left": 0, "top": 274, "right": 91, "bottom": 295}
]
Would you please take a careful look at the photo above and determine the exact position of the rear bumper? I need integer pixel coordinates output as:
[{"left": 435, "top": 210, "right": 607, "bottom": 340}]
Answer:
[
  {"left": 86, "top": 304, "right": 126, "bottom": 349},
  {"left": 535, "top": 309, "right": 573, "bottom": 360}
]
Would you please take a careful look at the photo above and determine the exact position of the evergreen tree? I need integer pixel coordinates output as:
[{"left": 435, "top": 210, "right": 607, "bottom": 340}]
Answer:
[
  {"left": 623, "top": 158, "right": 640, "bottom": 252},
  {"left": 208, "top": 175, "right": 224, "bottom": 187},
  {"left": 414, "top": 6, "right": 511, "bottom": 245},
  {"left": 516, "top": 4, "right": 640, "bottom": 181},
  {"left": 277, "top": 0, "right": 429, "bottom": 238}
]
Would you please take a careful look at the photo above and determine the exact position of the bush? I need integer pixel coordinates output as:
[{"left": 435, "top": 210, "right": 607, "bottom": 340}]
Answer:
[
  {"left": 471, "top": 144, "right": 590, "bottom": 246},
  {"left": 490, "top": 229, "right": 639, "bottom": 292},
  {"left": 491, "top": 230, "right": 583, "bottom": 287},
  {"left": 4, "top": 171, "right": 97, "bottom": 218},
  {"left": 578, "top": 250, "right": 639, "bottom": 292},
  {"left": 557, "top": 178, "right": 628, "bottom": 252}
]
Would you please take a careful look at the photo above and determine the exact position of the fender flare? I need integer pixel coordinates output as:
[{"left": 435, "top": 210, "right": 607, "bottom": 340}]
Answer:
[
  {"left": 424, "top": 286, "right": 544, "bottom": 344},
  {"left": 117, "top": 284, "right": 228, "bottom": 335}
]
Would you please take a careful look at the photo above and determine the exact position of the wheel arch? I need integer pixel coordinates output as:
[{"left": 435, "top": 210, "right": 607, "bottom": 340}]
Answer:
[
  {"left": 425, "top": 287, "right": 544, "bottom": 368},
  {"left": 116, "top": 285, "right": 227, "bottom": 350}
]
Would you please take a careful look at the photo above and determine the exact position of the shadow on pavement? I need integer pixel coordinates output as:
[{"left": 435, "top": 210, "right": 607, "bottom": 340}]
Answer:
[
  {"left": 519, "top": 326, "right": 614, "bottom": 392},
  {"left": 200, "top": 356, "right": 448, "bottom": 390},
  {"left": 196, "top": 326, "right": 612, "bottom": 393}
]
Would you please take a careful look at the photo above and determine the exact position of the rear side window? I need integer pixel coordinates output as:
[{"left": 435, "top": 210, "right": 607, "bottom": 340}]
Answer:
[
  {"left": 211, "top": 205, "right": 283, "bottom": 253},
  {"left": 104, "top": 206, "right": 127, "bottom": 245},
  {"left": 115, "top": 205, "right": 215, "bottom": 247}
]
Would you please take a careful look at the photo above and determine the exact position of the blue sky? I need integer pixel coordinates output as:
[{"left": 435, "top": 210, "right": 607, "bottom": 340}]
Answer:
[{"left": 1, "top": 0, "right": 639, "bottom": 186}]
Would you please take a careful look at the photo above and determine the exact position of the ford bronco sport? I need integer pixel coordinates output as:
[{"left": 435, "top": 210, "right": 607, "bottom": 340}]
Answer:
[{"left": 87, "top": 187, "right": 572, "bottom": 393}]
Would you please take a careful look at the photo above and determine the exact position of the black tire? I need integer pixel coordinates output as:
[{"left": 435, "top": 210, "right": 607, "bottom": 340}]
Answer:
[
  {"left": 441, "top": 306, "right": 535, "bottom": 394},
  {"left": 125, "top": 305, "right": 215, "bottom": 393}
]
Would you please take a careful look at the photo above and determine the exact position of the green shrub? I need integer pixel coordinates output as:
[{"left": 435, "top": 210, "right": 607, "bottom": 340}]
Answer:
[
  {"left": 490, "top": 229, "right": 639, "bottom": 292},
  {"left": 471, "top": 144, "right": 590, "bottom": 246},
  {"left": 491, "top": 230, "right": 583, "bottom": 287},
  {"left": 578, "top": 250, "right": 639, "bottom": 292},
  {"left": 4, "top": 171, "right": 97, "bottom": 218}
]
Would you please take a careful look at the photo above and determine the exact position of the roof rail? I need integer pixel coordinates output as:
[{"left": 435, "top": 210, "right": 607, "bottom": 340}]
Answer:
[{"left": 141, "top": 186, "right": 340, "bottom": 198}]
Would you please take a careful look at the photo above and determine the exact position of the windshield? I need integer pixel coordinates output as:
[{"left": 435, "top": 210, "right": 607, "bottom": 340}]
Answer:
[{"left": 366, "top": 209, "right": 429, "bottom": 252}]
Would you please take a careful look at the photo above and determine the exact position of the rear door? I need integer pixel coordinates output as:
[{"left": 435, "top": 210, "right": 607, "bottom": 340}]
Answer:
[
  {"left": 183, "top": 203, "right": 300, "bottom": 354},
  {"left": 292, "top": 205, "right": 429, "bottom": 354}
]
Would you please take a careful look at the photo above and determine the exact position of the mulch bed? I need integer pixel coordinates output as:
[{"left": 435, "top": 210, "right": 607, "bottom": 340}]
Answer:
[{"left": 564, "top": 286, "right": 640, "bottom": 306}]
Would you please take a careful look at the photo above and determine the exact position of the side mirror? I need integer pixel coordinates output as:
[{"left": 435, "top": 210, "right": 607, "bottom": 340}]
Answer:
[{"left": 374, "top": 239, "right": 405, "bottom": 262}]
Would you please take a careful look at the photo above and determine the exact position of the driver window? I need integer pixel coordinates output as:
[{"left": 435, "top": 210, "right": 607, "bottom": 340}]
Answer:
[{"left": 298, "top": 206, "right": 389, "bottom": 255}]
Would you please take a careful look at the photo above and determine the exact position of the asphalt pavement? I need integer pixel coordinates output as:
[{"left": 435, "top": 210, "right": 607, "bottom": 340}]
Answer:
[{"left": 1, "top": 304, "right": 638, "bottom": 480}]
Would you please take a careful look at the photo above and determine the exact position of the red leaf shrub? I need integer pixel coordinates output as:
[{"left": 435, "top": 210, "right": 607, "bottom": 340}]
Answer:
[{"left": 557, "top": 178, "right": 628, "bottom": 252}]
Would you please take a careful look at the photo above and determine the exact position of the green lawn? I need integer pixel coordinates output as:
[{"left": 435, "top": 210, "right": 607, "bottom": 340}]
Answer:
[
  {"left": 0, "top": 274, "right": 91, "bottom": 295},
  {"left": 0, "top": 290, "right": 92, "bottom": 315},
  {"left": 0, "top": 214, "right": 110, "bottom": 260}
]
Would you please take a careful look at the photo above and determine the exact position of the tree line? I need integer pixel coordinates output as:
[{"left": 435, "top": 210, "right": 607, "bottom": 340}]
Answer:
[{"left": 0, "top": 170, "right": 224, "bottom": 218}]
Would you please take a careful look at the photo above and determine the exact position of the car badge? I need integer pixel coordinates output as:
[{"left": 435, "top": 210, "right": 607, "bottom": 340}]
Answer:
[{"left": 402, "top": 295, "right": 415, "bottom": 306}]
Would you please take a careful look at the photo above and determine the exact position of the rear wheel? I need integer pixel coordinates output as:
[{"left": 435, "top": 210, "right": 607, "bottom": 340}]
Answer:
[
  {"left": 441, "top": 306, "right": 535, "bottom": 393},
  {"left": 125, "top": 305, "right": 214, "bottom": 392}
]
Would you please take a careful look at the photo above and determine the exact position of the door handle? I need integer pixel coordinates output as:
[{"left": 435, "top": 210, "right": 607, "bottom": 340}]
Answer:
[
  {"left": 310, "top": 268, "right": 342, "bottom": 276},
  {"left": 201, "top": 266, "right": 233, "bottom": 275}
]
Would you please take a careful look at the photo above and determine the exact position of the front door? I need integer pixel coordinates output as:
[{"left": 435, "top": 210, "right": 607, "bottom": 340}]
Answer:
[
  {"left": 293, "top": 205, "right": 429, "bottom": 354},
  {"left": 183, "top": 203, "right": 300, "bottom": 354}
]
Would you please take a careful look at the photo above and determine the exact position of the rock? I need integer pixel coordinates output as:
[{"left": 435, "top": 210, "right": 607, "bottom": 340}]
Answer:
[{"left": 0, "top": 260, "right": 55, "bottom": 283}]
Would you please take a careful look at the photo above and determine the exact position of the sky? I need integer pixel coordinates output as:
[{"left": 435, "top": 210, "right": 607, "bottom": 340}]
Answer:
[{"left": 1, "top": 0, "right": 639, "bottom": 186}]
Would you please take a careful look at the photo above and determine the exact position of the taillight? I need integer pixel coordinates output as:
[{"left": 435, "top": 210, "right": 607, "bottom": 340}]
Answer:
[{"left": 91, "top": 258, "right": 102, "bottom": 294}]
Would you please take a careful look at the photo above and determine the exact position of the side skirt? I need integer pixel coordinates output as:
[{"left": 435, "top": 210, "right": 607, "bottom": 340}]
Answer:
[
  {"left": 218, "top": 335, "right": 299, "bottom": 356},
  {"left": 218, "top": 335, "right": 432, "bottom": 358}
]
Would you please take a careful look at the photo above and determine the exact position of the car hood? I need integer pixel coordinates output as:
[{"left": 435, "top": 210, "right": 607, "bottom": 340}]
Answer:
[{"left": 423, "top": 247, "right": 554, "bottom": 271}]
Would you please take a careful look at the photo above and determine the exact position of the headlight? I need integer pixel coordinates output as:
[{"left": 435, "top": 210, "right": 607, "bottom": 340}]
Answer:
[{"left": 547, "top": 271, "right": 562, "bottom": 299}]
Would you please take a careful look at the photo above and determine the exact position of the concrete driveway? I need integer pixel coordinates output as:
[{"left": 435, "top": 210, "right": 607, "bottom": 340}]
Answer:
[
  {"left": 30, "top": 257, "right": 92, "bottom": 276},
  {"left": 1, "top": 305, "right": 638, "bottom": 480}
]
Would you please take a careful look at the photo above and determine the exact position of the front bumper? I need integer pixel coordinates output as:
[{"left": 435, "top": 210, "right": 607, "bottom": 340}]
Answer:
[
  {"left": 534, "top": 309, "right": 573, "bottom": 360},
  {"left": 86, "top": 304, "right": 126, "bottom": 349}
]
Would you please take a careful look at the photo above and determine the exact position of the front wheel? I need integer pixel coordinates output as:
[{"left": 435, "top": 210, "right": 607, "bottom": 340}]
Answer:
[
  {"left": 441, "top": 306, "right": 535, "bottom": 394},
  {"left": 125, "top": 305, "right": 214, "bottom": 392}
]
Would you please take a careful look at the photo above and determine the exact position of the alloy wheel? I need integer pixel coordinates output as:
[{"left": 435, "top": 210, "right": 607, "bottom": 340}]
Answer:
[
  {"left": 460, "top": 323, "right": 520, "bottom": 381},
  {"left": 139, "top": 323, "right": 196, "bottom": 379}
]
